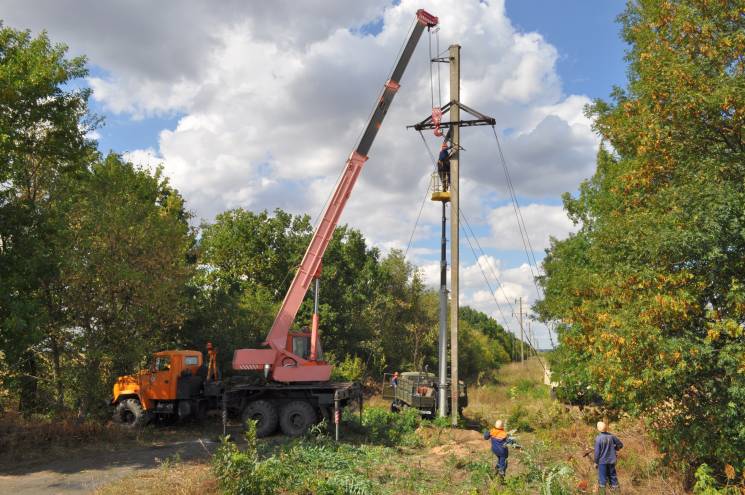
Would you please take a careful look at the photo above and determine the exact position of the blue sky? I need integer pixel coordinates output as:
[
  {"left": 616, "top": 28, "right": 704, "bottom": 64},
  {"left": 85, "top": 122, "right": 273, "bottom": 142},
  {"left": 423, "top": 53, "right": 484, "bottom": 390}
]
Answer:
[{"left": 507, "top": 1, "right": 628, "bottom": 100}]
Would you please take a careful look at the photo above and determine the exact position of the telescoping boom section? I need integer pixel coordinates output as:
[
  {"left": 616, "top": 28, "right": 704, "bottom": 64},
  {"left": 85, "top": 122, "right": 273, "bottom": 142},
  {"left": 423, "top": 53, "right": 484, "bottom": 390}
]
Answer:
[{"left": 233, "top": 9, "right": 439, "bottom": 382}]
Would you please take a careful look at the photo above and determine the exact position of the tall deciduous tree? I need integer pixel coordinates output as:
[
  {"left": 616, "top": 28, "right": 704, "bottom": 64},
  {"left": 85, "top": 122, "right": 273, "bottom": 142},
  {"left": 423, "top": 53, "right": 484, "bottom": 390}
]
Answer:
[
  {"left": 59, "top": 155, "right": 194, "bottom": 412},
  {"left": 538, "top": 0, "right": 745, "bottom": 471},
  {"left": 0, "top": 24, "right": 97, "bottom": 411}
]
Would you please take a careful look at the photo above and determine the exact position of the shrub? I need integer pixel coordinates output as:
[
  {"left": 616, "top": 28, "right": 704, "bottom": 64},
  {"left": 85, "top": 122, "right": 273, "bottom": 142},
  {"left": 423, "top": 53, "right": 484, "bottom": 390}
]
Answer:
[
  {"left": 507, "top": 405, "right": 534, "bottom": 432},
  {"left": 212, "top": 419, "right": 385, "bottom": 495},
  {"left": 693, "top": 463, "right": 744, "bottom": 495},
  {"left": 511, "top": 440, "right": 574, "bottom": 495},
  {"left": 361, "top": 406, "right": 421, "bottom": 446},
  {"left": 211, "top": 421, "right": 278, "bottom": 495},
  {"left": 431, "top": 415, "right": 452, "bottom": 429},
  {"left": 331, "top": 355, "right": 365, "bottom": 382}
]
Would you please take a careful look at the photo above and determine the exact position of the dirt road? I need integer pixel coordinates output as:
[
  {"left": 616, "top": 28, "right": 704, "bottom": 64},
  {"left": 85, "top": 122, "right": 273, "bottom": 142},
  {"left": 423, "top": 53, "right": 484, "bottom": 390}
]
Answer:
[{"left": 0, "top": 437, "right": 217, "bottom": 495}]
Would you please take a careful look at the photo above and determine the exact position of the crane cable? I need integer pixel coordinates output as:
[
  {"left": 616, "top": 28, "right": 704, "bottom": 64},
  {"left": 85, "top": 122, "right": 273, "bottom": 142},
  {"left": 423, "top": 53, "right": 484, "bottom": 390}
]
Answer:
[{"left": 403, "top": 130, "right": 442, "bottom": 259}]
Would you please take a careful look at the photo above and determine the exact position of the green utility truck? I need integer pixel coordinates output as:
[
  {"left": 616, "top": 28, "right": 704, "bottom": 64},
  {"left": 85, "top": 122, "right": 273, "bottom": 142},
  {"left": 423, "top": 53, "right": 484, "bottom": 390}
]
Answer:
[{"left": 382, "top": 371, "right": 467, "bottom": 417}]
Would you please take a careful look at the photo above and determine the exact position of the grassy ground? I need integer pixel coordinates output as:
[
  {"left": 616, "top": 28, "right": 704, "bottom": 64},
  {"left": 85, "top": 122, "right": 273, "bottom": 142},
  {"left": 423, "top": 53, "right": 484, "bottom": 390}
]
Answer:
[
  {"left": 0, "top": 410, "right": 224, "bottom": 469},
  {"left": 95, "top": 460, "right": 215, "bottom": 495},
  {"left": 463, "top": 358, "right": 688, "bottom": 494},
  {"left": 91, "top": 358, "right": 688, "bottom": 495}
]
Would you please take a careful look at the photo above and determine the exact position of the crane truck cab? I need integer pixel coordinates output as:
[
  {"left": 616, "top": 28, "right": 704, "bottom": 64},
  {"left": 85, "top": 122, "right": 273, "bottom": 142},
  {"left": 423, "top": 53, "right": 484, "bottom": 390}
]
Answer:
[{"left": 112, "top": 350, "right": 209, "bottom": 427}]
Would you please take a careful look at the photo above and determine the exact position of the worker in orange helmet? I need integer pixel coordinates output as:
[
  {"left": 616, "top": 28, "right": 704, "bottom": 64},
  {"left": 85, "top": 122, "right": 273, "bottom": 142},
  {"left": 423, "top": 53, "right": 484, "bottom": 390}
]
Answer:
[
  {"left": 437, "top": 139, "right": 453, "bottom": 191},
  {"left": 391, "top": 371, "right": 399, "bottom": 388}
]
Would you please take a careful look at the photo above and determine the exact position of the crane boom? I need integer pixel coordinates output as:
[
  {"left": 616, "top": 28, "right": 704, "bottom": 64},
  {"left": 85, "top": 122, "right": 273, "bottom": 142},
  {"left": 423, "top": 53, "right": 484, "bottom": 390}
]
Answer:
[{"left": 233, "top": 9, "right": 438, "bottom": 381}]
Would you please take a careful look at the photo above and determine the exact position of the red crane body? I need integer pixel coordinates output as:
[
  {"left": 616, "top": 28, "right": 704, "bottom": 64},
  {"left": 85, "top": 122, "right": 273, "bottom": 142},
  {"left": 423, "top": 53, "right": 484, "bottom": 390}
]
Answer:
[{"left": 233, "top": 9, "right": 438, "bottom": 382}]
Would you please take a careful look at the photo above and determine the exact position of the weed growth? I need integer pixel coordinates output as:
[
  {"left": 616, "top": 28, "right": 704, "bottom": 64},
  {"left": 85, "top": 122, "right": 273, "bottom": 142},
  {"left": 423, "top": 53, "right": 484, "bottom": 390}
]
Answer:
[
  {"left": 507, "top": 404, "right": 534, "bottom": 432},
  {"left": 213, "top": 418, "right": 398, "bottom": 495},
  {"left": 359, "top": 406, "right": 422, "bottom": 446},
  {"left": 693, "top": 463, "right": 745, "bottom": 495}
]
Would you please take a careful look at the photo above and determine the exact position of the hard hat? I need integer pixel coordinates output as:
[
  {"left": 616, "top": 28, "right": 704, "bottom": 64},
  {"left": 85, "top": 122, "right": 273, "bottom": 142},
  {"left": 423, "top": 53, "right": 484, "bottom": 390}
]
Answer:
[
  {"left": 494, "top": 420, "right": 504, "bottom": 429},
  {"left": 597, "top": 421, "right": 607, "bottom": 432}
]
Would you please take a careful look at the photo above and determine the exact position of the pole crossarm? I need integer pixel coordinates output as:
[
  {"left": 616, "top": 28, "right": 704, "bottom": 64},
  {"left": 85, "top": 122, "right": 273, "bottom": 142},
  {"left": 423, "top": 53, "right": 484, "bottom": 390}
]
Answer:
[{"left": 407, "top": 100, "right": 496, "bottom": 130}]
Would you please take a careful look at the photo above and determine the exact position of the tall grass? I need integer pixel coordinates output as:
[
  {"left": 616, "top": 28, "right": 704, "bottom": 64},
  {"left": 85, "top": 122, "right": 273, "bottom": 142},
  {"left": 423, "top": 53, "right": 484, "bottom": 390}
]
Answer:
[
  {"left": 212, "top": 408, "right": 425, "bottom": 495},
  {"left": 0, "top": 411, "right": 126, "bottom": 464}
]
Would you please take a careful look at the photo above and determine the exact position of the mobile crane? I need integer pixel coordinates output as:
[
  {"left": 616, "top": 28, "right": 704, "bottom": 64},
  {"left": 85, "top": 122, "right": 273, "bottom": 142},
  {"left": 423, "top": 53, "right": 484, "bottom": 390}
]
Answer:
[{"left": 111, "top": 9, "right": 439, "bottom": 438}]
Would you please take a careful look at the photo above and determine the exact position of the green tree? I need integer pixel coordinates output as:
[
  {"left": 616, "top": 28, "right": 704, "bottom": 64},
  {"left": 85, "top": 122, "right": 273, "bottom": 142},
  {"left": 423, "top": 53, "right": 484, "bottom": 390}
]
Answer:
[
  {"left": 538, "top": 0, "right": 745, "bottom": 472},
  {"left": 461, "top": 306, "right": 518, "bottom": 362},
  {"left": 0, "top": 24, "right": 97, "bottom": 412},
  {"left": 59, "top": 154, "right": 194, "bottom": 413}
]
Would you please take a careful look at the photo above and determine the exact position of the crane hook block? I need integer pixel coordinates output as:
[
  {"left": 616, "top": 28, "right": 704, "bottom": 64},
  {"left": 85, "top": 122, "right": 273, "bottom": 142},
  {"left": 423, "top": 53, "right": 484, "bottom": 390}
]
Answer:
[
  {"left": 416, "top": 9, "right": 439, "bottom": 27},
  {"left": 432, "top": 107, "right": 443, "bottom": 137}
]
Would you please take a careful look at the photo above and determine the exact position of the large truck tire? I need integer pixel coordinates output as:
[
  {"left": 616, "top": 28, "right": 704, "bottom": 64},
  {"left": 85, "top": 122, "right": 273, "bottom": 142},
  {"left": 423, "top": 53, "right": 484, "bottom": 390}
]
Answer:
[
  {"left": 114, "top": 398, "right": 150, "bottom": 428},
  {"left": 279, "top": 400, "right": 317, "bottom": 437},
  {"left": 242, "top": 400, "right": 279, "bottom": 437}
]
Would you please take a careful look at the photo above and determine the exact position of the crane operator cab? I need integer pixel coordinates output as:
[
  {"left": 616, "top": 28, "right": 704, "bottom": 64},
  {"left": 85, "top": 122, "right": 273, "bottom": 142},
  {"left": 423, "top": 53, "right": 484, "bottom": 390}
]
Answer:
[{"left": 285, "top": 327, "right": 324, "bottom": 364}]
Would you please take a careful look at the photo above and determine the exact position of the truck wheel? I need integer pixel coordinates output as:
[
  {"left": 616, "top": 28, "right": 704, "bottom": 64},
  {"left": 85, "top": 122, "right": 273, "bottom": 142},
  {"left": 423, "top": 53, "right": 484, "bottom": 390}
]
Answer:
[
  {"left": 242, "top": 400, "right": 278, "bottom": 437},
  {"left": 114, "top": 399, "right": 150, "bottom": 428},
  {"left": 279, "top": 400, "right": 317, "bottom": 437}
]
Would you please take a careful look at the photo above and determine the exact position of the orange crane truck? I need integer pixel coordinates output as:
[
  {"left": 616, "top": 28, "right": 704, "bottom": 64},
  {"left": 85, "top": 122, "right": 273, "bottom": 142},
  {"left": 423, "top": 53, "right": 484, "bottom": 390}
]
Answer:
[{"left": 111, "top": 9, "right": 440, "bottom": 438}]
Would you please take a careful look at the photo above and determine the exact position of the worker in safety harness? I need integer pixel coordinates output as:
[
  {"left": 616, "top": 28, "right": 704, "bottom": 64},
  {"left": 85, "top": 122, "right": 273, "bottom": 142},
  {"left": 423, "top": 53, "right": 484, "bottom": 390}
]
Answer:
[
  {"left": 437, "top": 137, "right": 454, "bottom": 191},
  {"left": 483, "top": 419, "right": 517, "bottom": 478}
]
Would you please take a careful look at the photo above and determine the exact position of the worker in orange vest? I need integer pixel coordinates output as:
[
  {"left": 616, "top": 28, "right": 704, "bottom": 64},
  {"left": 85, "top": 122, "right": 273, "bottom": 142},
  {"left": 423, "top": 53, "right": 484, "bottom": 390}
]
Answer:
[
  {"left": 206, "top": 342, "right": 219, "bottom": 382},
  {"left": 483, "top": 419, "right": 517, "bottom": 478}
]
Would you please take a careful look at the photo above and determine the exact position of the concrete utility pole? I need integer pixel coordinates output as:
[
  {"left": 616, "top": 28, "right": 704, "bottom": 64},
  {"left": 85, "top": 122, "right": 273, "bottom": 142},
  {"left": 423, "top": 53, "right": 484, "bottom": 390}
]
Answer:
[
  {"left": 407, "top": 40, "right": 496, "bottom": 423},
  {"left": 449, "top": 44, "right": 461, "bottom": 426},
  {"left": 437, "top": 201, "right": 448, "bottom": 418}
]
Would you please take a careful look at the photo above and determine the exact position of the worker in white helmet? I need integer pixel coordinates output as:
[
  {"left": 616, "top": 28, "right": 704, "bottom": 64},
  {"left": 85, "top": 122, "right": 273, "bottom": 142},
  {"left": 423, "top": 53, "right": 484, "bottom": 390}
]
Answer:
[
  {"left": 594, "top": 421, "right": 624, "bottom": 492},
  {"left": 483, "top": 419, "right": 516, "bottom": 478}
]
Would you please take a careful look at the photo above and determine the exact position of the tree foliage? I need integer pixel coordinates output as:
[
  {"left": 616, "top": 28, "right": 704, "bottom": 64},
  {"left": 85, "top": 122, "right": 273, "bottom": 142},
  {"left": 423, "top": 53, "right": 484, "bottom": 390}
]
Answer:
[
  {"left": 0, "top": 24, "right": 97, "bottom": 412},
  {"left": 190, "top": 209, "right": 516, "bottom": 381},
  {"left": 0, "top": 24, "right": 194, "bottom": 414},
  {"left": 537, "top": 0, "right": 745, "bottom": 471}
]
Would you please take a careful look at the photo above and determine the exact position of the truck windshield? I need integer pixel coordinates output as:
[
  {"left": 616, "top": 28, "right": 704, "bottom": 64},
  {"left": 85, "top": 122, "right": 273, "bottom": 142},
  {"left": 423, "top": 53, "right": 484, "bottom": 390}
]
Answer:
[
  {"left": 292, "top": 336, "right": 310, "bottom": 360},
  {"left": 155, "top": 356, "right": 171, "bottom": 371}
]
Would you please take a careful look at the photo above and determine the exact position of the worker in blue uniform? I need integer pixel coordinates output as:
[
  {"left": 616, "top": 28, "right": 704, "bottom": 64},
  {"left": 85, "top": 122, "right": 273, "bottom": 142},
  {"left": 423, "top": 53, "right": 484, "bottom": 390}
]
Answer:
[
  {"left": 594, "top": 421, "right": 624, "bottom": 492},
  {"left": 437, "top": 140, "right": 453, "bottom": 190},
  {"left": 483, "top": 419, "right": 517, "bottom": 479}
]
